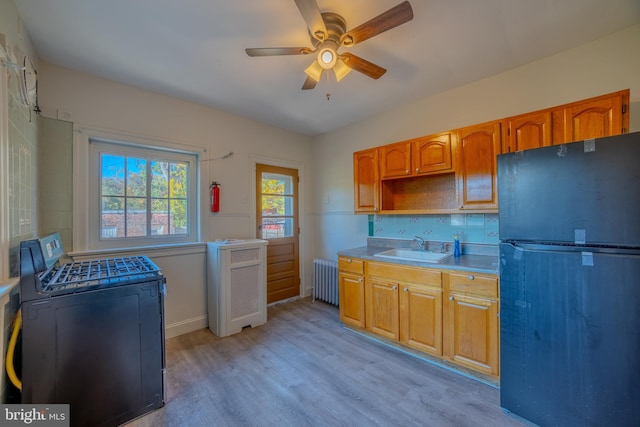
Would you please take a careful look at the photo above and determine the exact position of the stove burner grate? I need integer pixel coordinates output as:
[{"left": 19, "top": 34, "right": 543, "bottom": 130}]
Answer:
[{"left": 41, "top": 256, "right": 162, "bottom": 290}]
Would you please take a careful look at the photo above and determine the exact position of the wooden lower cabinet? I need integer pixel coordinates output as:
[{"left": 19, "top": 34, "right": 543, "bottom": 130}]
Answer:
[
  {"left": 339, "top": 257, "right": 500, "bottom": 377},
  {"left": 366, "top": 277, "right": 400, "bottom": 340},
  {"left": 367, "top": 261, "right": 444, "bottom": 357},
  {"left": 444, "top": 272, "right": 500, "bottom": 377},
  {"left": 338, "top": 257, "right": 366, "bottom": 329},
  {"left": 399, "top": 283, "right": 443, "bottom": 356}
]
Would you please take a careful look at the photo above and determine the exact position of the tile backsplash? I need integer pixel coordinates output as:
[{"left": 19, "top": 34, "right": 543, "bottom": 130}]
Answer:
[
  {"left": 7, "top": 65, "right": 39, "bottom": 277},
  {"left": 370, "top": 213, "right": 499, "bottom": 245}
]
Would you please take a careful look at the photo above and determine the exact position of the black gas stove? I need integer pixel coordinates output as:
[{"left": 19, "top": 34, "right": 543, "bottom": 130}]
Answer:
[
  {"left": 20, "top": 232, "right": 163, "bottom": 301},
  {"left": 19, "top": 233, "right": 166, "bottom": 427}
]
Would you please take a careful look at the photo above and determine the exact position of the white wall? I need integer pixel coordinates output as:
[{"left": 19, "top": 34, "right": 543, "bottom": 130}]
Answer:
[
  {"left": 37, "top": 62, "right": 314, "bottom": 337},
  {"left": 311, "top": 24, "right": 640, "bottom": 260}
]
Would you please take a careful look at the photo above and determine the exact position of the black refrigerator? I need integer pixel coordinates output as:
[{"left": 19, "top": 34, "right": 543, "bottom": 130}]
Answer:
[{"left": 498, "top": 132, "right": 640, "bottom": 427}]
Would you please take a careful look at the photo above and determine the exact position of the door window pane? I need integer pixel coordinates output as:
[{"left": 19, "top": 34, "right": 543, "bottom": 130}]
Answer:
[
  {"left": 261, "top": 172, "right": 294, "bottom": 239},
  {"left": 261, "top": 218, "right": 293, "bottom": 239}
]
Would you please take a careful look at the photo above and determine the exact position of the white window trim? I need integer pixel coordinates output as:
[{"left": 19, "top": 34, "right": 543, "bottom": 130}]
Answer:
[{"left": 74, "top": 127, "right": 205, "bottom": 252}]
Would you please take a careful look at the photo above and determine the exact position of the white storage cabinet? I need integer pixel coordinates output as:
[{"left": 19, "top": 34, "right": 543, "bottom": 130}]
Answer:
[{"left": 206, "top": 239, "right": 268, "bottom": 337}]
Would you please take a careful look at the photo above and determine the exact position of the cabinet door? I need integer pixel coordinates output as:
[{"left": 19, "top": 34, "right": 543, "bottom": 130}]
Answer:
[
  {"left": 380, "top": 141, "right": 411, "bottom": 179},
  {"left": 400, "top": 284, "right": 442, "bottom": 356},
  {"left": 562, "top": 93, "right": 626, "bottom": 143},
  {"left": 339, "top": 272, "right": 366, "bottom": 329},
  {"left": 413, "top": 133, "right": 453, "bottom": 175},
  {"left": 444, "top": 293, "right": 499, "bottom": 376},
  {"left": 353, "top": 149, "right": 379, "bottom": 213},
  {"left": 503, "top": 111, "right": 552, "bottom": 153},
  {"left": 366, "top": 278, "right": 399, "bottom": 340},
  {"left": 456, "top": 121, "right": 502, "bottom": 210}
]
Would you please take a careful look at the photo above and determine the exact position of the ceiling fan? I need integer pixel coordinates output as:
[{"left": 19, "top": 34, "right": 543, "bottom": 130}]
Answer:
[{"left": 245, "top": 0, "right": 414, "bottom": 90}]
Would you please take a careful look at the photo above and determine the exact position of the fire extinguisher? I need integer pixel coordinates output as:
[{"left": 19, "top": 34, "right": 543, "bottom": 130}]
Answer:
[{"left": 210, "top": 181, "right": 220, "bottom": 213}]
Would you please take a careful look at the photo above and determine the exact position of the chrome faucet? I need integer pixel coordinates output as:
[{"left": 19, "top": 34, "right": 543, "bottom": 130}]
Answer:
[{"left": 413, "top": 236, "right": 425, "bottom": 251}]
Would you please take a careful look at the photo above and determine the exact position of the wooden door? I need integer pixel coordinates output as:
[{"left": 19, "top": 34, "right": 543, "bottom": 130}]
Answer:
[
  {"left": 366, "top": 278, "right": 399, "bottom": 340},
  {"left": 353, "top": 149, "right": 379, "bottom": 213},
  {"left": 339, "top": 272, "right": 366, "bottom": 329},
  {"left": 256, "top": 164, "right": 299, "bottom": 304},
  {"left": 399, "top": 284, "right": 442, "bottom": 356},
  {"left": 412, "top": 133, "right": 453, "bottom": 174},
  {"left": 503, "top": 111, "right": 552, "bottom": 153},
  {"left": 456, "top": 121, "right": 502, "bottom": 210},
  {"left": 444, "top": 293, "right": 499, "bottom": 376},
  {"left": 380, "top": 141, "right": 411, "bottom": 179}
]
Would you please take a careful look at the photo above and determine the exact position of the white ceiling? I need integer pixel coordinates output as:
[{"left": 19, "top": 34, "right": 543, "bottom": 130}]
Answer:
[{"left": 14, "top": 0, "right": 640, "bottom": 136}]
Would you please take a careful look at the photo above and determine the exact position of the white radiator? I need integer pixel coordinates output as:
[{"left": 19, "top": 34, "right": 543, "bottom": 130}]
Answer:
[{"left": 312, "top": 259, "right": 339, "bottom": 306}]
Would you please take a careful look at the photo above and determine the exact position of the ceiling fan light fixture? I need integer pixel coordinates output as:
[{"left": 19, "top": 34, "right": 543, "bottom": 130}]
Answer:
[
  {"left": 333, "top": 58, "right": 351, "bottom": 82},
  {"left": 304, "top": 60, "right": 324, "bottom": 82},
  {"left": 317, "top": 47, "right": 337, "bottom": 69}
]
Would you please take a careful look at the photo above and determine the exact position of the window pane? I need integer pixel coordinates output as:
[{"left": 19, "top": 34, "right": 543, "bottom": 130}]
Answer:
[
  {"left": 151, "top": 160, "right": 168, "bottom": 198},
  {"left": 101, "top": 196, "right": 123, "bottom": 238},
  {"left": 126, "top": 158, "right": 147, "bottom": 197},
  {"left": 261, "top": 195, "right": 293, "bottom": 216},
  {"left": 126, "top": 198, "right": 147, "bottom": 237},
  {"left": 102, "top": 196, "right": 124, "bottom": 212},
  {"left": 261, "top": 173, "right": 293, "bottom": 195},
  {"left": 151, "top": 199, "right": 168, "bottom": 236},
  {"left": 170, "top": 199, "right": 188, "bottom": 234},
  {"left": 261, "top": 217, "right": 293, "bottom": 238},
  {"left": 170, "top": 163, "right": 188, "bottom": 198},
  {"left": 93, "top": 140, "right": 195, "bottom": 244},
  {"left": 101, "top": 154, "right": 124, "bottom": 196}
]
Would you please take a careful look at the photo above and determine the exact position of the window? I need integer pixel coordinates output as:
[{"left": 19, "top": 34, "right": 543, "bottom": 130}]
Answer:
[{"left": 91, "top": 140, "right": 197, "bottom": 247}]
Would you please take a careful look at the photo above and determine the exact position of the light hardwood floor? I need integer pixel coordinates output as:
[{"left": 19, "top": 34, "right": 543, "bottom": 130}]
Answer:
[{"left": 126, "top": 298, "right": 523, "bottom": 427}]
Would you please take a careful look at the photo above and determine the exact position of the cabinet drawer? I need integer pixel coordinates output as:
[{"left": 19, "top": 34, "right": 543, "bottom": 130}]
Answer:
[
  {"left": 367, "top": 261, "right": 441, "bottom": 288},
  {"left": 447, "top": 272, "right": 498, "bottom": 298},
  {"left": 339, "top": 257, "right": 365, "bottom": 275}
]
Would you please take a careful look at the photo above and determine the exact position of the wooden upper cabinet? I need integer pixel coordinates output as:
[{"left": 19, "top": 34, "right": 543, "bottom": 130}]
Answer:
[
  {"left": 353, "top": 148, "right": 379, "bottom": 213},
  {"left": 503, "top": 111, "right": 552, "bottom": 153},
  {"left": 380, "top": 141, "right": 412, "bottom": 179},
  {"left": 456, "top": 121, "right": 502, "bottom": 210},
  {"left": 553, "top": 89, "right": 629, "bottom": 144},
  {"left": 413, "top": 133, "right": 454, "bottom": 175}
]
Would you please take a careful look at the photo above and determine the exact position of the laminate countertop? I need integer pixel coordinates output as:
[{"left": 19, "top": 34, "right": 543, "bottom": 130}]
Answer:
[{"left": 337, "top": 246, "right": 499, "bottom": 275}]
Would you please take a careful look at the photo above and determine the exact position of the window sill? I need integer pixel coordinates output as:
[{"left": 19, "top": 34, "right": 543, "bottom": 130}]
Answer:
[{"left": 68, "top": 241, "right": 207, "bottom": 261}]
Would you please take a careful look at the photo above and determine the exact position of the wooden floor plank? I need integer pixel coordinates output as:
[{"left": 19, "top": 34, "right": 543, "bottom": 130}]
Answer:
[{"left": 125, "top": 298, "right": 523, "bottom": 427}]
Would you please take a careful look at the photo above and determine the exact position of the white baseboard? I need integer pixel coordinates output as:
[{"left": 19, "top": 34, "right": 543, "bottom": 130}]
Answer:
[{"left": 165, "top": 315, "right": 208, "bottom": 339}]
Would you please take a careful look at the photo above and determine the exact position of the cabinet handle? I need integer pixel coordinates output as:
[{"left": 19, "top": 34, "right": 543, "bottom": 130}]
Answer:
[
  {"left": 392, "top": 285, "right": 397, "bottom": 290},
  {"left": 468, "top": 275, "right": 474, "bottom": 280},
  {"left": 405, "top": 169, "right": 410, "bottom": 174},
  {"left": 358, "top": 278, "right": 363, "bottom": 283},
  {"left": 449, "top": 296, "right": 454, "bottom": 301},
  {"left": 415, "top": 168, "right": 419, "bottom": 173},
  {"left": 347, "top": 259, "right": 352, "bottom": 263},
  {"left": 403, "top": 287, "right": 408, "bottom": 292}
]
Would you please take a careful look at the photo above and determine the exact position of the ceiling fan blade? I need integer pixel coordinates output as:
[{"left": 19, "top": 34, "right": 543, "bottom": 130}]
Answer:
[
  {"left": 301, "top": 75, "right": 318, "bottom": 90},
  {"left": 340, "top": 53, "right": 386, "bottom": 79},
  {"left": 246, "top": 47, "right": 313, "bottom": 57},
  {"left": 341, "top": 1, "right": 413, "bottom": 46},
  {"left": 293, "top": 0, "right": 328, "bottom": 42}
]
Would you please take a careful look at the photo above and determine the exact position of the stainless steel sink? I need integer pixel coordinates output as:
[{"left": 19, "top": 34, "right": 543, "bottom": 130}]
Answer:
[{"left": 374, "top": 249, "right": 451, "bottom": 263}]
